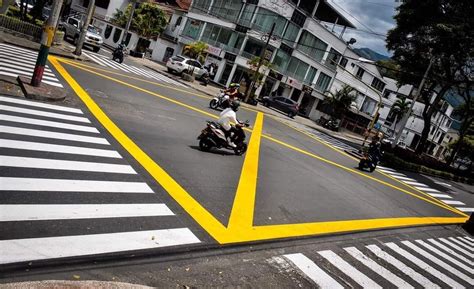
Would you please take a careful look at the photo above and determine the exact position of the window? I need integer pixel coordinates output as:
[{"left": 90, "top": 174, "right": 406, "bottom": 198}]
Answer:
[
  {"left": 175, "top": 16, "right": 182, "bottom": 27},
  {"left": 210, "top": 0, "right": 242, "bottom": 22},
  {"left": 252, "top": 8, "right": 286, "bottom": 37},
  {"left": 383, "top": 89, "right": 391, "bottom": 99},
  {"left": 282, "top": 22, "right": 300, "bottom": 44},
  {"left": 104, "top": 24, "right": 112, "bottom": 39},
  {"left": 286, "top": 57, "right": 309, "bottom": 81},
  {"left": 291, "top": 9, "right": 306, "bottom": 27},
  {"left": 315, "top": 72, "right": 331, "bottom": 92},
  {"left": 326, "top": 48, "right": 341, "bottom": 70},
  {"left": 68, "top": 18, "right": 78, "bottom": 26},
  {"left": 112, "top": 28, "right": 122, "bottom": 43},
  {"left": 272, "top": 49, "right": 291, "bottom": 72},
  {"left": 361, "top": 97, "right": 377, "bottom": 115},
  {"left": 297, "top": 31, "right": 328, "bottom": 62},
  {"left": 242, "top": 38, "right": 264, "bottom": 59},
  {"left": 356, "top": 67, "right": 365, "bottom": 79},
  {"left": 201, "top": 23, "right": 232, "bottom": 46},
  {"left": 182, "top": 19, "right": 203, "bottom": 39},
  {"left": 191, "top": 0, "right": 212, "bottom": 13},
  {"left": 238, "top": 4, "right": 256, "bottom": 27},
  {"left": 304, "top": 66, "right": 317, "bottom": 84},
  {"left": 299, "top": 0, "right": 316, "bottom": 15},
  {"left": 371, "top": 77, "right": 385, "bottom": 92},
  {"left": 339, "top": 57, "right": 348, "bottom": 68}
]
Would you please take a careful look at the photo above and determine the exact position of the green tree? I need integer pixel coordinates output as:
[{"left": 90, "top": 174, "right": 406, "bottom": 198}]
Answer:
[
  {"left": 376, "top": 59, "right": 400, "bottom": 79},
  {"left": 182, "top": 41, "right": 208, "bottom": 64},
  {"left": 113, "top": 2, "right": 167, "bottom": 39},
  {"left": 323, "top": 85, "right": 356, "bottom": 119},
  {"left": 386, "top": 0, "right": 473, "bottom": 154},
  {"left": 30, "top": 0, "right": 51, "bottom": 23},
  {"left": 390, "top": 97, "right": 412, "bottom": 126},
  {"left": 448, "top": 126, "right": 474, "bottom": 170},
  {"left": 0, "top": 0, "right": 14, "bottom": 15}
]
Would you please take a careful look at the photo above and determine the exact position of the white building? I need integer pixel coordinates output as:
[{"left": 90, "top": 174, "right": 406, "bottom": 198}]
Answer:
[
  {"left": 379, "top": 77, "right": 457, "bottom": 159},
  {"left": 153, "top": 0, "right": 368, "bottom": 119},
  {"left": 70, "top": 0, "right": 130, "bottom": 21}
]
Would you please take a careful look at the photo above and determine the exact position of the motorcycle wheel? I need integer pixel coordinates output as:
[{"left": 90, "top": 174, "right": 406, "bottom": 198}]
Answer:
[
  {"left": 234, "top": 142, "right": 248, "bottom": 156},
  {"left": 369, "top": 165, "right": 376, "bottom": 172},
  {"left": 209, "top": 99, "right": 219, "bottom": 109},
  {"left": 199, "top": 138, "right": 212, "bottom": 152},
  {"left": 358, "top": 160, "right": 365, "bottom": 171}
]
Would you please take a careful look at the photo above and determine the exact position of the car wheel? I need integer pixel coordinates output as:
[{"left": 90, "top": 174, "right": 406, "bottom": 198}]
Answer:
[
  {"left": 167, "top": 68, "right": 173, "bottom": 73},
  {"left": 288, "top": 111, "right": 295, "bottom": 118}
]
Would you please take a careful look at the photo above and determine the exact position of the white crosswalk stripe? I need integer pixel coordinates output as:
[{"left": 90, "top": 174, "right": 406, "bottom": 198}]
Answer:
[
  {"left": 272, "top": 235, "right": 473, "bottom": 288},
  {"left": 0, "top": 43, "right": 63, "bottom": 88},
  {"left": 457, "top": 207, "right": 474, "bottom": 212},
  {"left": 448, "top": 237, "right": 474, "bottom": 252},
  {"left": 0, "top": 95, "right": 200, "bottom": 265},
  {"left": 82, "top": 51, "right": 185, "bottom": 87}
]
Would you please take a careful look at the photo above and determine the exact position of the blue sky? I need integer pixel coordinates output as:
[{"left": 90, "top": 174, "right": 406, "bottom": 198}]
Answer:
[{"left": 328, "top": 0, "right": 400, "bottom": 56}]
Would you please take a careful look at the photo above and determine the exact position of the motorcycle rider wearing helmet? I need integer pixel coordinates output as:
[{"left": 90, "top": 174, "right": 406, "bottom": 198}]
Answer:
[
  {"left": 223, "top": 83, "right": 241, "bottom": 101},
  {"left": 218, "top": 100, "right": 243, "bottom": 148},
  {"left": 368, "top": 133, "right": 382, "bottom": 164}
]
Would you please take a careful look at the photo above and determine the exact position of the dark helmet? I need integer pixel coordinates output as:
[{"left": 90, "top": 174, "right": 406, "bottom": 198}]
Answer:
[{"left": 230, "top": 100, "right": 240, "bottom": 111}]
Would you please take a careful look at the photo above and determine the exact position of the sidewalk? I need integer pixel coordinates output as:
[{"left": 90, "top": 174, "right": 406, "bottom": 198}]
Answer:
[
  {"left": 0, "top": 30, "right": 85, "bottom": 61},
  {"left": 132, "top": 58, "right": 365, "bottom": 147}
]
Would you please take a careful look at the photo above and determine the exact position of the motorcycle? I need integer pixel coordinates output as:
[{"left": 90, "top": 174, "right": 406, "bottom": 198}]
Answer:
[
  {"left": 324, "top": 119, "right": 340, "bottom": 131},
  {"left": 209, "top": 91, "right": 230, "bottom": 110},
  {"left": 197, "top": 120, "right": 250, "bottom": 155},
  {"left": 358, "top": 152, "right": 380, "bottom": 172},
  {"left": 112, "top": 44, "right": 125, "bottom": 63}
]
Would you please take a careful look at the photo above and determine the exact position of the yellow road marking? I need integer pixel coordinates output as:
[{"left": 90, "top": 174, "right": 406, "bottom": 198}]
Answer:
[
  {"left": 228, "top": 112, "right": 264, "bottom": 231},
  {"left": 51, "top": 56, "right": 467, "bottom": 243},
  {"left": 268, "top": 117, "right": 467, "bottom": 216},
  {"left": 49, "top": 56, "right": 229, "bottom": 241}
]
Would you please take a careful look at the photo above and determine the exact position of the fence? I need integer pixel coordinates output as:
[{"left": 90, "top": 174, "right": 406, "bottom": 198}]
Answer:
[{"left": 0, "top": 15, "right": 42, "bottom": 41}]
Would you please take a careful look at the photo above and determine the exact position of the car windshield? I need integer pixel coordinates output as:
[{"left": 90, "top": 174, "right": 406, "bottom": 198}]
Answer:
[{"left": 87, "top": 26, "right": 98, "bottom": 34}]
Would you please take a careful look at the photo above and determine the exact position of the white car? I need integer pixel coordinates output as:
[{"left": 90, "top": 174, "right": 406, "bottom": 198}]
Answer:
[{"left": 166, "top": 55, "right": 208, "bottom": 79}]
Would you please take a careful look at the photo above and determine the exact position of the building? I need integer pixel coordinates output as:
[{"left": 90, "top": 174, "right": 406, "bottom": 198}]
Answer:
[
  {"left": 154, "top": 0, "right": 370, "bottom": 119},
  {"left": 70, "top": 0, "right": 130, "bottom": 21}
]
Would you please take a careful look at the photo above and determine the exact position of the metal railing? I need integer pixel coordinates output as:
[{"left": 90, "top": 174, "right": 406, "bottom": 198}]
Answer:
[{"left": 0, "top": 15, "right": 42, "bottom": 41}]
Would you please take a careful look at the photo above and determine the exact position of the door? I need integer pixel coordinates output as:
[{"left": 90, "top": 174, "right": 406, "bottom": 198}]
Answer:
[{"left": 162, "top": 47, "right": 174, "bottom": 62}]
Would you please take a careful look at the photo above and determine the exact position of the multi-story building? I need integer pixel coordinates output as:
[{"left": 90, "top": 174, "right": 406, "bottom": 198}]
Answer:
[{"left": 70, "top": 0, "right": 130, "bottom": 21}]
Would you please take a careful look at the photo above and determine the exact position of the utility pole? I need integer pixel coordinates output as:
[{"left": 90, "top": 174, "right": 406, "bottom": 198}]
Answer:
[
  {"left": 392, "top": 57, "right": 434, "bottom": 148},
  {"left": 31, "top": 0, "right": 64, "bottom": 87},
  {"left": 74, "top": 0, "right": 95, "bottom": 56},
  {"left": 121, "top": 0, "right": 138, "bottom": 45},
  {"left": 245, "top": 22, "right": 275, "bottom": 103}
]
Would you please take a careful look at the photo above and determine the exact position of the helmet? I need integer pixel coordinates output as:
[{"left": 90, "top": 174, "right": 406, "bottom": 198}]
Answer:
[
  {"left": 230, "top": 100, "right": 240, "bottom": 111},
  {"left": 229, "top": 83, "right": 240, "bottom": 89}
]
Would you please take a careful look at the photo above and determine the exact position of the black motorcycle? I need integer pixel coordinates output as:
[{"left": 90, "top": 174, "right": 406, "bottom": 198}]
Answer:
[
  {"left": 358, "top": 152, "right": 381, "bottom": 172},
  {"left": 197, "top": 120, "right": 249, "bottom": 155},
  {"left": 112, "top": 44, "right": 125, "bottom": 63}
]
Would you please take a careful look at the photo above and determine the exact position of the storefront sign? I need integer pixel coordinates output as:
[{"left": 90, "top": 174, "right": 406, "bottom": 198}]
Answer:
[
  {"left": 206, "top": 45, "right": 222, "bottom": 57},
  {"left": 284, "top": 76, "right": 303, "bottom": 90}
]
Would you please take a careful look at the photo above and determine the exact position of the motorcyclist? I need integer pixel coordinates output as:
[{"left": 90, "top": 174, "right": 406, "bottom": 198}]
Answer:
[
  {"left": 223, "top": 83, "right": 241, "bottom": 101},
  {"left": 368, "top": 133, "right": 383, "bottom": 164},
  {"left": 218, "top": 100, "right": 243, "bottom": 148}
]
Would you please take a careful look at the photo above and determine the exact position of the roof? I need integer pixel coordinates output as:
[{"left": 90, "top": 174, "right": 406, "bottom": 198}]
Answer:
[{"left": 315, "top": 0, "right": 356, "bottom": 29}]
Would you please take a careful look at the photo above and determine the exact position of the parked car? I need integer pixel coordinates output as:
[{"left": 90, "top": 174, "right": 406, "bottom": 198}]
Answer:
[
  {"left": 166, "top": 55, "right": 208, "bottom": 80},
  {"left": 62, "top": 17, "right": 103, "bottom": 52},
  {"left": 261, "top": 96, "right": 299, "bottom": 118}
]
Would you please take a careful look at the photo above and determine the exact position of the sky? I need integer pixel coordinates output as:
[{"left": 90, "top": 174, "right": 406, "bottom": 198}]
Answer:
[{"left": 328, "top": 0, "right": 401, "bottom": 56}]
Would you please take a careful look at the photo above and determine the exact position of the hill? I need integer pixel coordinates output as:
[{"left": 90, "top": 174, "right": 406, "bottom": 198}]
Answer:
[{"left": 353, "top": 48, "right": 390, "bottom": 62}]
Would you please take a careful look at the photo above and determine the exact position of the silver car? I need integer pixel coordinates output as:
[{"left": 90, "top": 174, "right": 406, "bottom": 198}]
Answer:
[
  {"left": 166, "top": 55, "right": 208, "bottom": 79},
  {"left": 62, "top": 17, "right": 103, "bottom": 52}
]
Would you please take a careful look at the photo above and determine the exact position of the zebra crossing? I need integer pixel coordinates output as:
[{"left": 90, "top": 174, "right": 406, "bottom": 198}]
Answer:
[
  {"left": 310, "top": 129, "right": 357, "bottom": 152},
  {"left": 82, "top": 51, "right": 185, "bottom": 87},
  {"left": 271, "top": 235, "right": 474, "bottom": 288},
  {"left": 377, "top": 165, "right": 474, "bottom": 213},
  {"left": 0, "top": 43, "right": 63, "bottom": 88},
  {"left": 0, "top": 95, "right": 200, "bottom": 265}
]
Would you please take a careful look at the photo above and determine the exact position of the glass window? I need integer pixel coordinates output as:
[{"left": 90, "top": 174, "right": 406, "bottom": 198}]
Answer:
[
  {"left": 242, "top": 38, "right": 264, "bottom": 59},
  {"left": 252, "top": 8, "right": 286, "bottom": 37},
  {"left": 182, "top": 19, "right": 203, "bottom": 40},
  {"left": 272, "top": 49, "right": 290, "bottom": 72},
  {"left": 190, "top": 0, "right": 211, "bottom": 13},
  {"left": 286, "top": 57, "right": 309, "bottom": 81},
  {"left": 297, "top": 31, "right": 328, "bottom": 62},
  {"left": 315, "top": 72, "right": 331, "bottom": 92},
  {"left": 326, "top": 48, "right": 341, "bottom": 70},
  {"left": 201, "top": 23, "right": 232, "bottom": 46},
  {"left": 339, "top": 57, "right": 348, "bottom": 68},
  {"left": 356, "top": 67, "right": 365, "bottom": 79},
  {"left": 361, "top": 97, "right": 377, "bottom": 115},
  {"left": 104, "top": 25, "right": 112, "bottom": 39},
  {"left": 371, "top": 77, "right": 385, "bottom": 92},
  {"left": 283, "top": 22, "right": 300, "bottom": 44},
  {"left": 210, "top": 0, "right": 242, "bottom": 22},
  {"left": 291, "top": 9, "right": 306, "bottom": 27},
  {"left": 305, "top": 66, "right": 317, "bottom": 84},
  {"left": 238, "top": 4, "right": 256, "bottom": 27}
]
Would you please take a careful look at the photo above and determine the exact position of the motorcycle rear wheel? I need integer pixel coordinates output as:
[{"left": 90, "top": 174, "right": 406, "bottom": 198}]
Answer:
[
  {"left": 209, "top": 99, "right": 219, "bottom": 109},
  {"left": 199, "top": 138, "right": 212, "bottom": 152}
]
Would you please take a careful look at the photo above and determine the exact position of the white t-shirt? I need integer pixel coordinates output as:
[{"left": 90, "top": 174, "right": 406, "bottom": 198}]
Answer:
[{"left": 218, "top": 108, "right": 237, "bottom": 131}]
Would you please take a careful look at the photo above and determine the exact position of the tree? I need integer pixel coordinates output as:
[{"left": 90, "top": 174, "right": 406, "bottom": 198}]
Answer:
[
  {"left": 390, "top": 97, "right": 411, "bottom": 128},
  {"left": 448, "top": 126, "right": 474, "bottom": 171},
  {"left": 323, "top": 85, "right": 356, "bottom": 119},
  {"left": 246, "top": 56, "right": 273, "bottom": 96},
  {"left": 113, "top": 2, "right": 167, "bottom": 39},
  {"left": 30, "top": 0, "right": 51, "bottom": 23},
  {"left": 376, "top": 59, "right": 400, "bottom": 79},
  {"left": 183, "top": 41, "right": 208, "bottom": 64},
  {"left": 386, "top": 0, "right": 473, "bottom": 154}
]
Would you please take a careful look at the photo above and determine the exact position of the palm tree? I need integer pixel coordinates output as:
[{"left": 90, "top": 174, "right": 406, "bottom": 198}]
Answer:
[
  {"left": 390, "top": 97, "right": 411, "bottom": 130},
  {"left": 323, "top": 85, "right": 356, "bottom": 119},
  {"left": 183, "top": 41, "right": 208, "bottom": 64}
]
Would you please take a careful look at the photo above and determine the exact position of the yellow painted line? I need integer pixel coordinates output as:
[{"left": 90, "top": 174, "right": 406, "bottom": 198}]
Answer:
[
  {"left": 227, "top": 112, "right": 264, "bottom": 231},
  {"left": 53, "top": 57, "right": 466, "bottom": 243},
  {"left": 49, "top": 56, "right": 229, "bottom": 243},
  {"left": 235, "top": 216, "right": 468, "bottom": 243},
  {"left": 268, "top": 117, "right": 467, "bottom": 217},
  {"left": 60, "top": 58, "right": 464, "bottom": 217}
]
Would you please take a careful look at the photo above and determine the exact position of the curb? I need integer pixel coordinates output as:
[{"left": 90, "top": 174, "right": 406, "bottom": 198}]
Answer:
[{"left": 0, "top": 280, "right": 153, "bottom": 289}]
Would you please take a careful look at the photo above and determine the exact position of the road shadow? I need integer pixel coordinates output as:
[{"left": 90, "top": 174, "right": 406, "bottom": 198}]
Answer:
[{"left": 189, "top": 145, "right": 235, "bottom": 156}]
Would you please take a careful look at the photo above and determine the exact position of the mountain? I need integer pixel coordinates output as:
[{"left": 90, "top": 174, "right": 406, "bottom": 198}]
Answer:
[{"left": 353, "top": 48, "right": 390, "bottom": 62}]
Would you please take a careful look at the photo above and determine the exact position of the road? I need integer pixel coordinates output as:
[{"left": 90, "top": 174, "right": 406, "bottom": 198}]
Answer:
[{"left": 0, "top": 43, "right": 472, "bottom": 287}]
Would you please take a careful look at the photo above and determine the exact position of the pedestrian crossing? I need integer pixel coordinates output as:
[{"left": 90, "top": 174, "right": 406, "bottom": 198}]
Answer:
[
  {"left": 82, "top": 51, "right": 185, "bottom": 87},
  {"left": 0, "top": 95, "right": 200, "bottom": 265},
  {"left": 377, "top": 165, "right": 474, "bottom": 213},
  {"left": 0, "top": 43, "right": 63, "bottom": 88},
  {"left": 310, "top": 129, "right": 357, "bottom": 152},
  {"left": 271, "top": 235, "right": 473, "bottom": 288}
]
